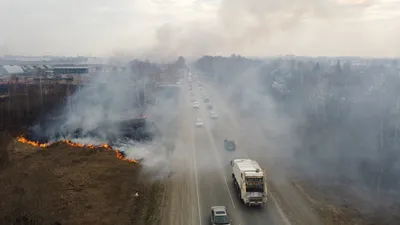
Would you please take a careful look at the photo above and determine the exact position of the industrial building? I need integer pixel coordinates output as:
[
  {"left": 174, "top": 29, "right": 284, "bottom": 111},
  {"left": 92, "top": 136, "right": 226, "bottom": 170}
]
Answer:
[
  {"left": 0, "top": 65, "right": 25, "bottom": 76},
  {"left": 52, "top": 66, "right": 89, "bottom": 75}
]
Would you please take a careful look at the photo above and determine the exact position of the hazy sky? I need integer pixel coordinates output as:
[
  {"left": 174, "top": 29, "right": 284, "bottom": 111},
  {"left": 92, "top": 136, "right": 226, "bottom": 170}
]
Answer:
[{"left": 0, "top": 0, "right": 399, "bottom": 57}]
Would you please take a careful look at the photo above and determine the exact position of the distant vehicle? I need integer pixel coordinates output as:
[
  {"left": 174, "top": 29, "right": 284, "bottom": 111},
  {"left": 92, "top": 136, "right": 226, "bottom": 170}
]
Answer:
[
  {"left": 195, "top": 118, "right": 203, "bottom": 127},
  {"left": 224, "top": 139, "right": 236, "bottom": 151},
  {"left": 193, "top": 102, "right": 200, "bottom": 108},
  {"left": 209, "top": 111, "right": 218, "bottom": 119},
  {"left": 204, "top": 97, "right": 210, "bottom": 103},
  {"left": 231, "top": 159, "right": 268, "bottom": 206},
  {"left": 207, "top": 104, "right": 213, "bottom": 110},
  {"left": 210, "top": 206, "right": 231, "bottom": 225}
]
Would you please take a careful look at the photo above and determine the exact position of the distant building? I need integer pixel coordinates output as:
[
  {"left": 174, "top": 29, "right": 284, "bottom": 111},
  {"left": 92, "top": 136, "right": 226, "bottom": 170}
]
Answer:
[
  {"left": 0, "top": 65, "right": 25, "bottom": 76},
  {"left": 52, "top": 66, "right": 89, "bottom": 75}
]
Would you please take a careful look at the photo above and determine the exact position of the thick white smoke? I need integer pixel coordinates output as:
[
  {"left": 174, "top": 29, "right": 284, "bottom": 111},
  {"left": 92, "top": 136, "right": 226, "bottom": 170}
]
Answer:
[
  {"left": 33, "top": 63, "right": 180, "bottom": 173},
  {"left": 115, "top": 0, "right": 380, "bottom": 59}
]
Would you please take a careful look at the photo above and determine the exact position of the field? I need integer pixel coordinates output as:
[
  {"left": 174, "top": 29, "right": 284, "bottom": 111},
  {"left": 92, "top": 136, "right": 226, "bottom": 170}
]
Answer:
[{"left": 0, "top": 83, "right": 166, "bottom": 225}]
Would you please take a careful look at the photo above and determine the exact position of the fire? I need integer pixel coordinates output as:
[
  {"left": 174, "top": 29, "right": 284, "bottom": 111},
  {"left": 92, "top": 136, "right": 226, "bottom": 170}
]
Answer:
[
  {"left": 17, "top": 136, "right": 136, "bottom": 163},
  {"left": 17, "top": 136, "right": 50, "bottom": 147}
]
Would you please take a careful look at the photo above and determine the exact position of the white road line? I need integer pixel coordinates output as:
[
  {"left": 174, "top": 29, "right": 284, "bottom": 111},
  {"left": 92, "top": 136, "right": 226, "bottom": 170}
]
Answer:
[
  {"left": 204, "top": 82, "right": 293, "bottom": 225},
  {"left": 205, "top": 84, "right": 239, "bottom": 129},
  {"left": 270, "top": 193, "right": 292, "bottom": 225},
  {"left": 187, "top": 87, "right": 203, "bottom": 225},
  {"left": 200, "top": 106, "right": 237, "bottom": 209},
  {"left": 191, "top": 123, "right": 203, "bottom": 225}
]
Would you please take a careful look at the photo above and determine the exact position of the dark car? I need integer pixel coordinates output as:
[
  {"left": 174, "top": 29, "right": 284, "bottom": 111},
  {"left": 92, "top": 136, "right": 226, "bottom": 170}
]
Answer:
[{"left": 224, "top": 139, "right": 236, "bottom": 151}]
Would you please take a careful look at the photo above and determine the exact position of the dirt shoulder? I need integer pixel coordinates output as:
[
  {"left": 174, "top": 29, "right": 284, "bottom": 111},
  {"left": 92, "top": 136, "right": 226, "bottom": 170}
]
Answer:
[
  {"left": 0, "top": 139, "right": 166, "bottom": 225},
  {"left": 292, "top": 178, "right": 400, "bottom": 225}
]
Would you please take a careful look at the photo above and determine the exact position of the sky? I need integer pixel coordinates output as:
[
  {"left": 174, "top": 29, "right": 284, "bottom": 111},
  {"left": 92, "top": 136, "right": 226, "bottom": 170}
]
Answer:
[{"left": 0, "top": 0, "right": 399, "bottom": 57}]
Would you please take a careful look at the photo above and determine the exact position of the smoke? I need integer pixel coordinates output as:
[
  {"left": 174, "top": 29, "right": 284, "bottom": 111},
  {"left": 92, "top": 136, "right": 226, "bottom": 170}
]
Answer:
[
  {"left": 117, "top": 0, "right": 377, "bottom": 58},
  {"left": 195, "top": 56, "right": 400, "bottom": 218},
  {"left": 224, "top": 63, "right": 300, "bottom": 158},
  {"left": 29, "top": 62, "right": 181, "bottom": 175}
]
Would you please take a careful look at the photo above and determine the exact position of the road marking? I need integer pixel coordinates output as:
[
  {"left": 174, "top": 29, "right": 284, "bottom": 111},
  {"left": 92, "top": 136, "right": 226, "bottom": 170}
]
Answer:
[
  {"left": 270, "top": 193, "right": 292, "bottom": 225},
  {"left": 205, "top": 84, "right": 239, "bottom": 129},
  {"left": 203, "top": 82, "right": 293, "bottom": 225},
  {"left": 190, "top": 94, "right": 203, "bottom": 225},
  {"left": 184, "top": 74, "right": 202, "bottom": 225},
  {"left": 199, "top": 106, "right": 236, "bottom": 209}
]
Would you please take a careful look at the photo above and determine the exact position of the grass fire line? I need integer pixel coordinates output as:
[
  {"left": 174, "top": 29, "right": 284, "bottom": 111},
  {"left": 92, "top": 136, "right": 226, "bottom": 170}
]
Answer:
[{"left": 16, "top": 136, "right": 137, "bottom": 163}]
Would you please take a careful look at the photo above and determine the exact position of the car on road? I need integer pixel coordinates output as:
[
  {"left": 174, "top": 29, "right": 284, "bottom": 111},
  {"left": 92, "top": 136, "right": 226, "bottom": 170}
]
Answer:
[
  {"left": 204, "top": 97, "right": 210, "bottom": 103},
  {"left": 224, "top": 139, "right": 236, "bottom": 151},
  {"left": 193, "top": 102, "right": 200, "bottom": 108},
  {"left": 207, "top": 104, "right": 213, "bottom": 110},
  {"left": 210, "top": 206, "right": 231, "bottom": 225},
  {"left": 195, "top": 118, "right": 204, "bottom": 127},
  {"left": 209, "top": 111, "right": 218, "bottom": 119}
]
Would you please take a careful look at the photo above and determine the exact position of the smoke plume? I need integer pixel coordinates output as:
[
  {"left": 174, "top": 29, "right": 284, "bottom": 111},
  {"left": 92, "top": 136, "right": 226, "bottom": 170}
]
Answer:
[
  {"left": 29, "top": 63, "right": 180, "bottom": 174},
  {"left": 122, "top": 0, "right": 377, "bottom": 58},
  {"left": 195, "top": 55, "right": 400, "bottom": 221}
]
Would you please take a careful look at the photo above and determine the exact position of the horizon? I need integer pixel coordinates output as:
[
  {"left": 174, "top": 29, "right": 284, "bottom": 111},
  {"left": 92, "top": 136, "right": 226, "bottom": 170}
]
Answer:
[
  {"left": 1, "top": 0, "right": 399, "bottom": 57},
  {"left": 1, "top": 54, "right": 400, "bottom": 60}
]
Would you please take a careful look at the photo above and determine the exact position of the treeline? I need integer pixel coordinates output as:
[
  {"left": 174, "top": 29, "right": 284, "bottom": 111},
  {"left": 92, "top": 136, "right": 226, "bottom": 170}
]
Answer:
[
  {"left": 195, "top": 55, "right": 400, "bottom": 192},
  {"left": 0, "top": 84, "right": 79, "bottom": 134}
]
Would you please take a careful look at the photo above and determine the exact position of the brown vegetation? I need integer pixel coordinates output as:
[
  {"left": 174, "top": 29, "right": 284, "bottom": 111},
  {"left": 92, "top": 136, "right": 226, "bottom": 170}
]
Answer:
[{"left": 0, "top": 84, "right": 165, "bottom": 225}]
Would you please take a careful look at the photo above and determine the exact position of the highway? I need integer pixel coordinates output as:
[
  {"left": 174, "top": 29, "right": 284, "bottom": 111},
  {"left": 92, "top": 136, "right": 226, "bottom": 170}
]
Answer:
[{"left": 161, "top": 72, "right": 322, "bottom": 225}]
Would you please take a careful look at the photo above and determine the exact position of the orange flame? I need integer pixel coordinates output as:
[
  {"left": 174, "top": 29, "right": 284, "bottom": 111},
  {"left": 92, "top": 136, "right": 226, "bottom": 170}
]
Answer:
[
  {"left": 17, "top": 136, "right": 50, "bottom": 147},
  {"left": 17, "top": 136, "right": 136, "bottom": 163}
]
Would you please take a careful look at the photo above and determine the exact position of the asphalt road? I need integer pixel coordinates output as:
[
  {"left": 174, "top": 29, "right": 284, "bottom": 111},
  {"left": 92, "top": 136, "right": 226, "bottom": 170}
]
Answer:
[
  {"left": 198, "top": 75, "right": 323, "bottom": 225},
  {"left": 162, "top": 72, "right": 322, "bottom": 225}
]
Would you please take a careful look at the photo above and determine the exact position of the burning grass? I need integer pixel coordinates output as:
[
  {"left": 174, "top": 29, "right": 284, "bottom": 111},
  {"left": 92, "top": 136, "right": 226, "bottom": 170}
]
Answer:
[
  {"left": 0, "top": 136, "right": 165, "bottom": 225},
  {"left": 17, "top": 136, "right": 137, "bottom": 163}
]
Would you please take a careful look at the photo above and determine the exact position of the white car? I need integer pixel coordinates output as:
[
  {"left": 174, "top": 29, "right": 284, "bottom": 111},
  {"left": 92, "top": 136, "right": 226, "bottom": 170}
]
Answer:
[
  {"left": 209, "top": 111, "right": 218, "bottom": 119},
  {"left": 211, "top": 206, "right": 231, "bottom": 225},
  {"left": 195, "top": 118, "right": 204, "bottom": 127},
  {"left": 193, "top": 102, "right": 200, "bottom": 108}
]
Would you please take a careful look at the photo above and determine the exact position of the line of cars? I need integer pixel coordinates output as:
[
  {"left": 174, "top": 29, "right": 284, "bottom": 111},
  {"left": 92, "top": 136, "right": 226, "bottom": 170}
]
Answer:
[
  {"left": 187, "top": 72, "right": 235, "bottom": 225},
  {"left": 189, "top": 76, "right": 218, "bottom": 128}
]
